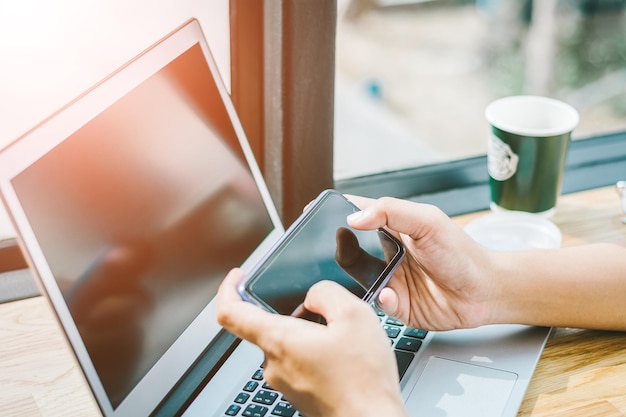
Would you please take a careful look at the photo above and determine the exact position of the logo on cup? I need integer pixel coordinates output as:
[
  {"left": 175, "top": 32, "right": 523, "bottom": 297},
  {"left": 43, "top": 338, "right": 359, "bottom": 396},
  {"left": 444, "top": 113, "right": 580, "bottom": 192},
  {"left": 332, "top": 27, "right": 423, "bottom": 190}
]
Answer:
[{"left": 488, "top": 134, "right": 519, "bottom": 181}]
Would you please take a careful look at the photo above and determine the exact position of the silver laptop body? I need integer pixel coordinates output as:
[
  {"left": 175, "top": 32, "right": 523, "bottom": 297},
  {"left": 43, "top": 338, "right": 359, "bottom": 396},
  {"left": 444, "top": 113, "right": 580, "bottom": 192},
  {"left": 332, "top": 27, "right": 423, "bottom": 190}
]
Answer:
[{"left": 0, "top": 19, "right": 550, "bottom": 417}]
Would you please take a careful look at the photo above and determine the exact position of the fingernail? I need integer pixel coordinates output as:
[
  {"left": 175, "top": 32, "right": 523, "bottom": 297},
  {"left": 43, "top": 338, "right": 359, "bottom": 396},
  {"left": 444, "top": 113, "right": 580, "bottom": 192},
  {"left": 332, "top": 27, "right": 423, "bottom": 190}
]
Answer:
[{"left": 347, "top": 210, "right": 366, "bottom": 223}]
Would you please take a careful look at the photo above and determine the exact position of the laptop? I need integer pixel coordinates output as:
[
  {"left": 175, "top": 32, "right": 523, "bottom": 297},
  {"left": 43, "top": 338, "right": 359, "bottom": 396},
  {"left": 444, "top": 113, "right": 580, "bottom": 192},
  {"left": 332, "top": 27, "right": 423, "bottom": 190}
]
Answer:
[{"left": 0, "top": 19, "right": 550, "bottom": 417}]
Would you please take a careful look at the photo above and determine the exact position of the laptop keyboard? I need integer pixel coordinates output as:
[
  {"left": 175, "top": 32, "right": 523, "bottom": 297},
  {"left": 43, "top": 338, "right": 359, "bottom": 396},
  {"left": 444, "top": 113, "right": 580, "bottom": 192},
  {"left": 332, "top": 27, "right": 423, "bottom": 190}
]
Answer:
[
  {"left": 377, "top": 309, "right": 428, "bottom": 380},
  {"left": 221, "top": 308, "right": 428, "bottom": 417}
]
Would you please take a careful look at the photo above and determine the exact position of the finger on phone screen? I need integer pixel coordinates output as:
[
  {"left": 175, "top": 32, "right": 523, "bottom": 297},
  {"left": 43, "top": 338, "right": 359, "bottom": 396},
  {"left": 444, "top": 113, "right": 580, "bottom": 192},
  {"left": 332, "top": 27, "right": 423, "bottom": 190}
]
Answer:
[
  {"left": 348, "top": 197, "right": 445, "bottom": 242},
  {"left": 344, "top": 194, "right": 375, "bottom": 210},
  {"left": 305, "top": 280, "right": 371, "bottom": 325}
]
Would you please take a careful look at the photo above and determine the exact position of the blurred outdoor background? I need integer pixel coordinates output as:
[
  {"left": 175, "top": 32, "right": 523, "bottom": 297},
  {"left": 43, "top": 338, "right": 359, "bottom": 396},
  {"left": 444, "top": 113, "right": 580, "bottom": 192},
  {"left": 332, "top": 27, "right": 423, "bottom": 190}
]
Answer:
[{"left": 334, "top": 0, "right": 626, "bottom": 179}]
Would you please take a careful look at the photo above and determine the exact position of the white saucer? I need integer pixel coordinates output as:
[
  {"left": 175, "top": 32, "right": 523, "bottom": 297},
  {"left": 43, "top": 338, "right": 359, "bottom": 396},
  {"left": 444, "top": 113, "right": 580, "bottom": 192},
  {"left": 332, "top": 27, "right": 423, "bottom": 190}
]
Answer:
[{"left": 464, "top": 211, "right": 561, "bottom": 251}]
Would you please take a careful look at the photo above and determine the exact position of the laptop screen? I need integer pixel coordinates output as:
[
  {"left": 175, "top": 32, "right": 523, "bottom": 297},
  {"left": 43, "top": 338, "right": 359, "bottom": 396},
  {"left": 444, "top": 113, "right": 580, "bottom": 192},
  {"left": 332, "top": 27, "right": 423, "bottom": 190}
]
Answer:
[{"left": 9, "top": 40, "right": 274, "bottom": 407}]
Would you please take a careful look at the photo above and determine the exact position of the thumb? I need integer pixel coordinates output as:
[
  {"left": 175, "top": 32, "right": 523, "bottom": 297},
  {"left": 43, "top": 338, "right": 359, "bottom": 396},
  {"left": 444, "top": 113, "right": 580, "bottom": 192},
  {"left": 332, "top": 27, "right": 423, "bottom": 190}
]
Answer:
[
  {"left": 376, "top": 287, "right": 399, "bottom": 317},
  {"left": 303, "top": 280, "right": 367, "bottom": 324}
]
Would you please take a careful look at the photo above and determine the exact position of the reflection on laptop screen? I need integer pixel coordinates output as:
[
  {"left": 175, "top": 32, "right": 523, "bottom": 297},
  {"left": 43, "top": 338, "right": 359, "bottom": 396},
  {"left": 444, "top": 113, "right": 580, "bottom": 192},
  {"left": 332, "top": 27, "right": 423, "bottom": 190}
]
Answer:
[{"left": 11, "top": 42, "right": 274, "bottom": 407}]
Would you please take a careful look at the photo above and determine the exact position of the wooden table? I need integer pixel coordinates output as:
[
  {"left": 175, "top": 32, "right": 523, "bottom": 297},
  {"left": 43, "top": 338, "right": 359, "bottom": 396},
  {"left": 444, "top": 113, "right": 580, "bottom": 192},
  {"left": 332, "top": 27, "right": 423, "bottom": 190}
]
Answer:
[
  {"left": 1, "top": 186, "right": 625, "bottom": 417},
  {"left": 454, "top": 186, "right": 626, "bottom": 416}
]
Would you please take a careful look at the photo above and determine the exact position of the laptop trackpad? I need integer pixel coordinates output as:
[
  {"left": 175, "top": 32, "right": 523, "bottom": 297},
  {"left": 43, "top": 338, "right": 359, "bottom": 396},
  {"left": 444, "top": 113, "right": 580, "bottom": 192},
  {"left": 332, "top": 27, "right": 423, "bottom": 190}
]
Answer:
[{"left": 405, "top": 357, "right": 518, "bottom": 417}]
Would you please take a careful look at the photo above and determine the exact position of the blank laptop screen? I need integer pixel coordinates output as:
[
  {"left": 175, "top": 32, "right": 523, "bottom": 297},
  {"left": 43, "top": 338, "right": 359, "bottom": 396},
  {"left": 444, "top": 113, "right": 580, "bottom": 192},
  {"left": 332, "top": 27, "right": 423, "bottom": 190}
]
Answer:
[{"left": 11, "top": 42, "right": 274, "bottom": 407}]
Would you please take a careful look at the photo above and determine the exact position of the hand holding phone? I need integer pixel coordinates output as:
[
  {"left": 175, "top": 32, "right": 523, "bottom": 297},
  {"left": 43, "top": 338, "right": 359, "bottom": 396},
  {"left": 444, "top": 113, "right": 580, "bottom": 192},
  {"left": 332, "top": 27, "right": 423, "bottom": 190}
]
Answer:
[{"left": 237, "top": 190, "right": 405, "bottom": 317}]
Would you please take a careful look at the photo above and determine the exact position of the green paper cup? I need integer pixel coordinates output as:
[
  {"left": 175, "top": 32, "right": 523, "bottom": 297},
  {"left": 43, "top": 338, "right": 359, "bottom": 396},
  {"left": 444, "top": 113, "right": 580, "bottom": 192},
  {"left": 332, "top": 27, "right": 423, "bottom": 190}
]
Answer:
[{"left": 485, "top": 96, "right": 579, "bottom": 216}]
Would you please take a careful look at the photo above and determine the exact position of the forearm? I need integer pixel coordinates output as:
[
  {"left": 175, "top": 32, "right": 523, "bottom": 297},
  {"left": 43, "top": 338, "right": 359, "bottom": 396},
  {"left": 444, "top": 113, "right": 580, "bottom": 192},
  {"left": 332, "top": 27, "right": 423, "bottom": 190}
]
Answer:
[{"left": 490, "top": 243, "right": 626, "bottom": 330}]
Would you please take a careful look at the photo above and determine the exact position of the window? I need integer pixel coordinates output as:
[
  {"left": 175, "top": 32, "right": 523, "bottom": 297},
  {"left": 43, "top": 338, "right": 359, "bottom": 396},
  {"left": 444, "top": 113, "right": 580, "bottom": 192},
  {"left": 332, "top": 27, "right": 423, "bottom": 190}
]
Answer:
[{"left": 334, "top": 0, "right": 626, "bottom": 180}]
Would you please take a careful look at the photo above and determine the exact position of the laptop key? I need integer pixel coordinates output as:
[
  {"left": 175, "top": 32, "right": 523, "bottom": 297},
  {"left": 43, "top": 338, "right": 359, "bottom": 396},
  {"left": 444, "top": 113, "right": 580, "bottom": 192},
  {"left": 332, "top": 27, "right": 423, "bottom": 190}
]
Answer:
[
  {"left": 243, "top": 404, "right": 269, "bottom": 417},
  {"left": 262, "top": 381, "right": 276, "bottom": 390},
  {"left": 385, "top": 317, "right": 405, "bottom": 326},
  {"left": 235, "top": 392, "right": 251, "bottom": 404},
  {"left": 394, "top": 350, "right": 415, "bottom": 380},
  {"left": 253, "top": 390, "right": 279, "bottom": 406},
  {"left": 243, "top": 381, "right": 259, "bottom": 392},
  {"left": 396, "top": 337, "right": 423, "bottom": 353},
  {"left": 225, "top": 404, "right": 241, "bottom": 416},
  {"left": 383, "top": 324, "right": 401, "bottom": 338},
  {"left": 404, "top": 328, "right": 428, "bottom": 339},
  {"left": 271, "top": 402, "right": 296, "bottom": 417}
]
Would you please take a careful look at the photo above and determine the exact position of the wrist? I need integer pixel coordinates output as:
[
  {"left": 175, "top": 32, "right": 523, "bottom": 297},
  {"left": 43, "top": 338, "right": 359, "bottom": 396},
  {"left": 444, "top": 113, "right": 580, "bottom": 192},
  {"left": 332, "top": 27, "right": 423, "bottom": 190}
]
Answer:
[
  {"left": 487, "top": 249, "right": 560, "bottom": 327},
  {"left": 485, "top": 250, "right": 531, "bottom": 326}
]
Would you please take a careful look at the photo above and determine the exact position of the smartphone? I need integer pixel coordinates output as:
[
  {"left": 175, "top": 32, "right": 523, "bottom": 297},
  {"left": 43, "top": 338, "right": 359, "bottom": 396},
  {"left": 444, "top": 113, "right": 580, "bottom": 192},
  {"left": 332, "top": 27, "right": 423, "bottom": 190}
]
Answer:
[{"left": 238, "top": 189, "right": 405, "bottom": 317}]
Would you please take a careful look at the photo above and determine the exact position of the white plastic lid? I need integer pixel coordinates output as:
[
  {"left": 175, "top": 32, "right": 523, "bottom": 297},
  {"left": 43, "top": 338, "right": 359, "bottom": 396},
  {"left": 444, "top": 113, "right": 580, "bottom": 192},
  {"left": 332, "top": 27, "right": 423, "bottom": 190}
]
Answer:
[{"left": 464, "top": 211, "right": 562, "bottom": 251}]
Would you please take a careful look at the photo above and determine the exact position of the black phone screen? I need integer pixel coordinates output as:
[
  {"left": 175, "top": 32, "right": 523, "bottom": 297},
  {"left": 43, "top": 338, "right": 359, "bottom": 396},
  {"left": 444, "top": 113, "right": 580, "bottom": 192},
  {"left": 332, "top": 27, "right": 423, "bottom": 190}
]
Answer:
[{"left": 241, "top": 190, "right": 405, "bottom": 316}]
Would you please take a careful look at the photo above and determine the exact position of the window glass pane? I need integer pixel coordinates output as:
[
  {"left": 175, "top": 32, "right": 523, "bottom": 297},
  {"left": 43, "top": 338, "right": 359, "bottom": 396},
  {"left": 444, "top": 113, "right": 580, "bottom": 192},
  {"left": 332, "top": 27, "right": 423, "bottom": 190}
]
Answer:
[{"left": 334, "top": 0, "right": 626, "bottom": 180}]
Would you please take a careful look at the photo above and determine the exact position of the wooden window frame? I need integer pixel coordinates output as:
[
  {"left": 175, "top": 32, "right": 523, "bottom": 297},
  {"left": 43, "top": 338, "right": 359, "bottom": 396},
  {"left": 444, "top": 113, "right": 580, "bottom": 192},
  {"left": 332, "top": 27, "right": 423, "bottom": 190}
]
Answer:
[{"left": 230, "top": 0, "right": 337, "bottom": 226}]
